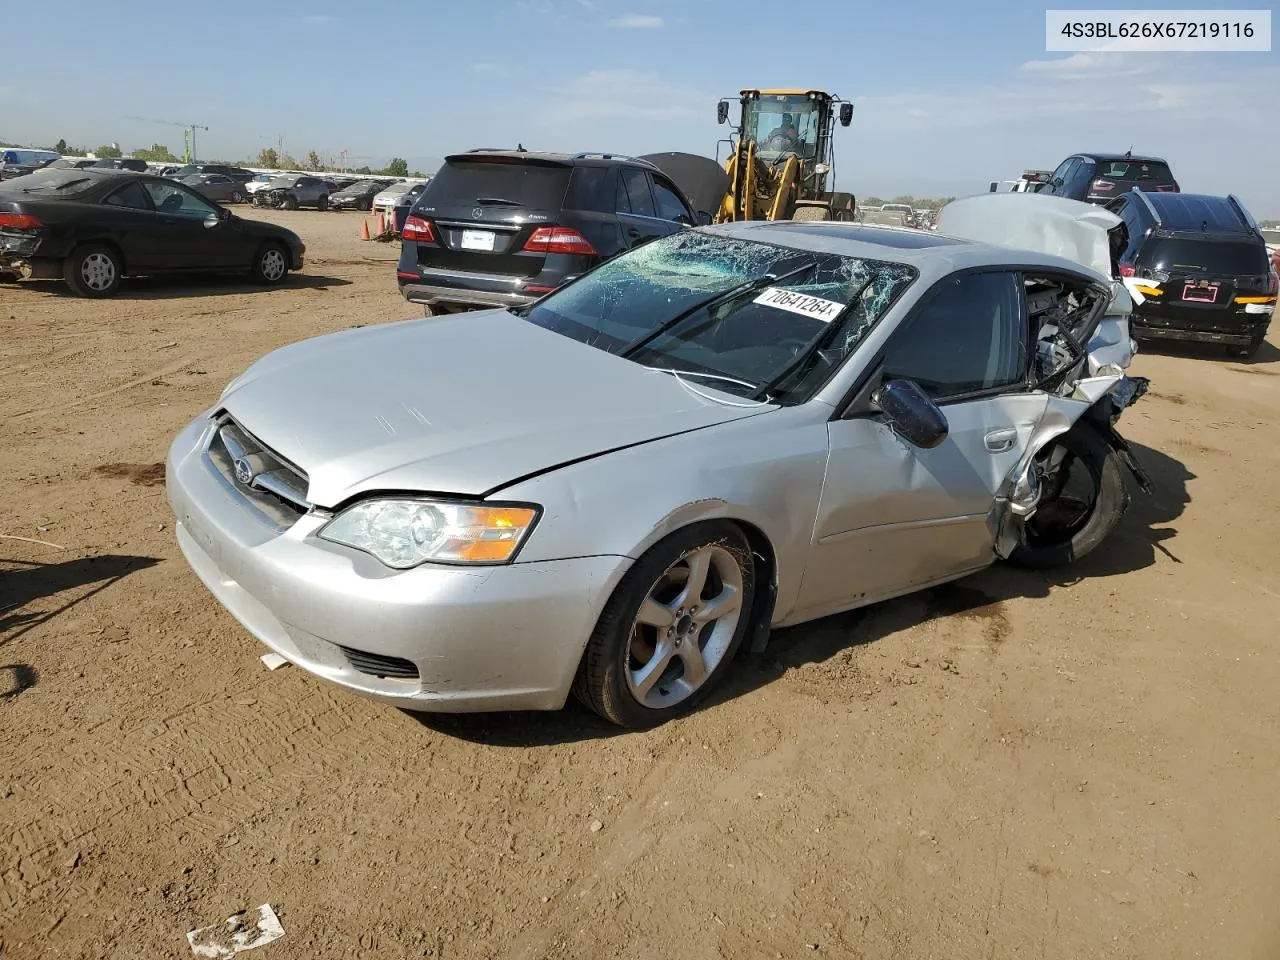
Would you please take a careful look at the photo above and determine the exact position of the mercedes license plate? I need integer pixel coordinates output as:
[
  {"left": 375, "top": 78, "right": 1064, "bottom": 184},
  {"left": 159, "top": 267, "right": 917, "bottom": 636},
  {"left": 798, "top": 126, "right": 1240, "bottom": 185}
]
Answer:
[{"left": 460, "top": 230, "right": 496, "bottom": 252}]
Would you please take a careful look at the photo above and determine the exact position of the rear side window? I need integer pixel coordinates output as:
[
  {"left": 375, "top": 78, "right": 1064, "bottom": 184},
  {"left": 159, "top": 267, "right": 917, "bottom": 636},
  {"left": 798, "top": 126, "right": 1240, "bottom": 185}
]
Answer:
[
  {"left": 620, "top": 169, "right": 655, "bottom": 217},
  {"left": 1143, "top": 237, "right": 1269, "bottom": 276},
  {"left": 565, "top": 166, "right": 616, "bottom": 213},
  {"left": 423, "top": 160, "right": 571, "bottom": 210},
  {"left": 651, "top": 178, "right": 690, "bottom": 221},
  {"left": 104, "top": 181, "right": 152, "bottom": 210},
  {"left": 882, "top": 271, "right": 1027, "bottom": 399}
]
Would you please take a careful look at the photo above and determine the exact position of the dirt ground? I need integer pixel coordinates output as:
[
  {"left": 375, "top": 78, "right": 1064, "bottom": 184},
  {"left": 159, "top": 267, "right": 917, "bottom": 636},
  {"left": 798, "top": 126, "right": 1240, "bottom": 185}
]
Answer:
[{"left": 2, "top": 209, "right": 1279, "bottom": 960}]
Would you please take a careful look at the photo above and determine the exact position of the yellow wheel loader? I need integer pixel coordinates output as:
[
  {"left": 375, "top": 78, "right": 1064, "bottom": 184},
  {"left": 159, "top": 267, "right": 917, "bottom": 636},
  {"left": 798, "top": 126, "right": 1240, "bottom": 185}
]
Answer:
[{"left": 713, "top": 89, "right": 855, "bottom": 224}]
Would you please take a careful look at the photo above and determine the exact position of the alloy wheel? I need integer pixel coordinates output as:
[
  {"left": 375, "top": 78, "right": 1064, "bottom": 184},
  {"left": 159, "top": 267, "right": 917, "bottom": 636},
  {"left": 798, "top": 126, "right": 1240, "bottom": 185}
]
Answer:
[{"left": 625, "top": 544, "right": 744, "bottom": 709}]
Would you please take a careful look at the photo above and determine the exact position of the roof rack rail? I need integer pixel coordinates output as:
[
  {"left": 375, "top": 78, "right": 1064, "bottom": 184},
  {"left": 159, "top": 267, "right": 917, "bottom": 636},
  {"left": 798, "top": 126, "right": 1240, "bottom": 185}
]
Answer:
[
  {"left": 1131, "top": 187, "right": 1161, "bottom": 226},
  {"left": 571, "top": 151, "right": 659, "bottom": 169}
]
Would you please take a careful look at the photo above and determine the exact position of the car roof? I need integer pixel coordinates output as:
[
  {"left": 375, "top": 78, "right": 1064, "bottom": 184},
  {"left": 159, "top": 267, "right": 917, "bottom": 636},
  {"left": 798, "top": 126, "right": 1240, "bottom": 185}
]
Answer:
[
  {"left": 703, "top": 220, "right": 1109, "bottom": 280},
  {"left": 1137, "top": 191, "right": 1257, "bottom": 235},
  {"left": 445, "top": 149, "right": 657, "bottom": 170},
  {"left": 1074, "top": 152, "right": 1169, "bottom": 164}
]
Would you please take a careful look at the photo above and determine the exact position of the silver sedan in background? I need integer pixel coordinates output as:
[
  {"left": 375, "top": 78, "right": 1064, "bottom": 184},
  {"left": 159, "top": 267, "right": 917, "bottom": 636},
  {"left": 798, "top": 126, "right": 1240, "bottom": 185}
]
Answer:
[
  {"left": 182, "top": 173, "right": 248, "bottom": 204},
  {"left": 167, "top": 194, "right": 1151, "bottom": 728}
]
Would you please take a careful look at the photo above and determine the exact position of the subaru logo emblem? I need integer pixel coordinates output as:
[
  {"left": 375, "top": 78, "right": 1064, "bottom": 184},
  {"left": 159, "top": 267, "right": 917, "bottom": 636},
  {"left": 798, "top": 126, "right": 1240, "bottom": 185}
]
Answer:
[
  {"left": 233, "top": 458, "right": 253, "bottom": 485},
  {"left": 472, "top": 207, "right": 484, "bottom": 218}
]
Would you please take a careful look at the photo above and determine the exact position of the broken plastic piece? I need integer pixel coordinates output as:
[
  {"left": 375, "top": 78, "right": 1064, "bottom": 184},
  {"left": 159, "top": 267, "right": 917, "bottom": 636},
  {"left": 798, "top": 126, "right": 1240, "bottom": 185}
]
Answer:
[
  {"left": 260, "top": 653, "right": 289, "bottom": 671},
  {"left": 187, "top": 904, "right": 284, "bottom": 959}
]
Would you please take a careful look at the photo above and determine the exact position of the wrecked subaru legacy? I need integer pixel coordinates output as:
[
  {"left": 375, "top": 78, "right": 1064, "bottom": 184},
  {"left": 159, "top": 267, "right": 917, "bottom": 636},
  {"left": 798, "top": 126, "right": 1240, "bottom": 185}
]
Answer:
[{"left": 166, "top": 193, "right": 1149, "bottom": 728}]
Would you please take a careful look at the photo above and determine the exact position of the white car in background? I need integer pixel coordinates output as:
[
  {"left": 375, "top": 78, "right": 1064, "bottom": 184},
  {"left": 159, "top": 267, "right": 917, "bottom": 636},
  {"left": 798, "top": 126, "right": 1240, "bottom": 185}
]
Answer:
[
  {"left": 245, "top": 173, "right": 279, "bottom": 196},
  {"left": 372, "top": 179, "right": 429, "bottom": 218}
]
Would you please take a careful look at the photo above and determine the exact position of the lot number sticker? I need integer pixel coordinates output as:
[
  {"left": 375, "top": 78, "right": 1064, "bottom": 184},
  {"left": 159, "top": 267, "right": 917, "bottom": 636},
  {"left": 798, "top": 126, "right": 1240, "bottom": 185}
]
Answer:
[{"left": 753, "top": 287, "right": 845, "bottom": 323}]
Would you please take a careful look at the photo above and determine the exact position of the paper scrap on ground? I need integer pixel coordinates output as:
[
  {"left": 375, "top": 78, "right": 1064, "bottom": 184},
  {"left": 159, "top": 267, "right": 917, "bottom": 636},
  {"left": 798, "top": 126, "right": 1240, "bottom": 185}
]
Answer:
[
  {"left": 260, "top": 653, "right": 289, "bottom": 671},
  {"left": 187, "top": 904, "right": 284, "bottom": 958},
  {"left": 752, "top": 286, "right": 845, "bottom": 322}
]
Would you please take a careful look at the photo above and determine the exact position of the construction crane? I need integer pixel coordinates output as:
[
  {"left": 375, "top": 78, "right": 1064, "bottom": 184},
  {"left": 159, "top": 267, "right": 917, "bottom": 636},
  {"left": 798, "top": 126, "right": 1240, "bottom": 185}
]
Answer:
[{"left": 126, "top": 116, "right": 210, "bottom": 162}]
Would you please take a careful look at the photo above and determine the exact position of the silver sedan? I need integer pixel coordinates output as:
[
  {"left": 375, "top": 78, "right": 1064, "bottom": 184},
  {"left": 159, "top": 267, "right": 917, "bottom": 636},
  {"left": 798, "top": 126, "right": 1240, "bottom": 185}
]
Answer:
[{"left": 167, "top": 194, "right": 1151, "bottom": 728}]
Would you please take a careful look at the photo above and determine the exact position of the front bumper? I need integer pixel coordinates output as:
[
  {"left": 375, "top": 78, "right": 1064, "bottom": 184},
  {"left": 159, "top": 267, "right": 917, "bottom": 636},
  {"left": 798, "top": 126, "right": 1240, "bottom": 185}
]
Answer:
[{"left": 166, "top": 415, "right": 629, "bottom": 713}]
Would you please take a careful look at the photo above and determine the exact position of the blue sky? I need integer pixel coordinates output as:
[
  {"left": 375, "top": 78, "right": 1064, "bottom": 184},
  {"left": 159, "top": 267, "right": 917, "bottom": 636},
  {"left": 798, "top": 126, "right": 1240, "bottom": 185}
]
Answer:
[{"left": 3, "top": 0, "right": 1278, "bottom": 213}]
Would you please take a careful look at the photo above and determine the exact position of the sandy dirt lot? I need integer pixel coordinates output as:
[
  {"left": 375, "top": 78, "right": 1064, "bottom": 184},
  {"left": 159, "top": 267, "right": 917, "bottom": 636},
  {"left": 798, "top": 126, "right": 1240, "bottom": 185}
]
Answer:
[{"left": 2, "top": 209, "right": 1279, "bottom": 960}]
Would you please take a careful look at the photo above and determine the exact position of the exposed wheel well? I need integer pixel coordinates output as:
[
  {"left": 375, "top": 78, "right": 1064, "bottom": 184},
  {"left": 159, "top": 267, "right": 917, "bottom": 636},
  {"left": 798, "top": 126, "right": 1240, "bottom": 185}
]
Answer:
[{"left": 726, "top": 519, "right": 778, "bottom": 656}]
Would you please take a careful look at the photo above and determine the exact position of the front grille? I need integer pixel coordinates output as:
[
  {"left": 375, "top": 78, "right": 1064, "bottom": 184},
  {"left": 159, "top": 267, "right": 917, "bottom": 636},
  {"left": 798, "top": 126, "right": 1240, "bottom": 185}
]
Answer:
[
  {"left": 338, "top": 645, "right": 420, "bottom": 680},
  {"left": 205, "top": 414, "right": 310, "bottom": 528}
]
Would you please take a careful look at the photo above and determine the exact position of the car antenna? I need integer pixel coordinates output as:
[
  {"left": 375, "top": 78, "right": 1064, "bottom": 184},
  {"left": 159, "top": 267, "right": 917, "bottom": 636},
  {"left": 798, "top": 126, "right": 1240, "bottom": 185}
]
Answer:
[
  {"left": 1125, "top": 147, "right": 1132, "bottom": 158},
  {"left": 517, "top": 143, "right": 526, "bottom": 151}
]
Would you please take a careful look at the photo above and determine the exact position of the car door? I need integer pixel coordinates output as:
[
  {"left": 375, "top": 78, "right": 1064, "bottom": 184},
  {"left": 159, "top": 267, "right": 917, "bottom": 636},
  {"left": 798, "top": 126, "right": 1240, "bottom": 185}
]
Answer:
[
  {"left": 796, "top": 270, "right": 1048, "bottom": 620},
  {"left": 615, "top": 167, "right": 668, "bottom": 248},
  {"left": 1066, "top": 158, "right": 1098, "bottom": 202},
  {"left": 140, "top": 179, "right": 238, "bottom": 270},
  {"left": 99, "top": 180, "right": 165, "bottom": 270}
]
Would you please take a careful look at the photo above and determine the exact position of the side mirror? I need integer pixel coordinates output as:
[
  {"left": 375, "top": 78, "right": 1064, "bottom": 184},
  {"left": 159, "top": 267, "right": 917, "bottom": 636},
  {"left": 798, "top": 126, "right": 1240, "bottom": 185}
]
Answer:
[
  {"left": 674, "top": 213, "right": 693, "bottom": 227},
  {"left": 839, "top": 102, "right": 853, "bottom": 126},
  {"left": 203, "top": 213, "right": 221, "bottom": 229},
  {"left": 717, "top": 100, "right": 729, "bottom": 125},
  {"left": 695, "top": 210, "right": 712, "bottom": 226},
  {"left": 989, "top": 181, "right": 999, "bottom": 192},
  {"left": 873, "top": 379, "right": 948, "bottom": 449}
]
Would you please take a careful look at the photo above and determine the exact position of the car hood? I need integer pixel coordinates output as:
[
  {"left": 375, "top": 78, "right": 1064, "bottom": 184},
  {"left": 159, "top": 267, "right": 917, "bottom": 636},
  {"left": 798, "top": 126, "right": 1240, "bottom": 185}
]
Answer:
[{"left": 218, "top": 310, "right": 771, "bottom": 506}]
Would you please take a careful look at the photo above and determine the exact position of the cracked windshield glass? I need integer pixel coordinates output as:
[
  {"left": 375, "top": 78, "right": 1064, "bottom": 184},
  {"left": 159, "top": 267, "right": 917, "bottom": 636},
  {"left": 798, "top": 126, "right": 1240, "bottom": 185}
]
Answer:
[{"left": 522, "top": 230, "right": 916, "bottom": 401}]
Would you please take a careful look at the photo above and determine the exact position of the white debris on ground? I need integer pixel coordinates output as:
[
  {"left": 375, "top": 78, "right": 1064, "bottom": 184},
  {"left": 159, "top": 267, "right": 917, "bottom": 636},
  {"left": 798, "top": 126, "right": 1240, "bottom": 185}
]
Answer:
[
  {"left": 186, "top": 904, "right": 285, "bottom": 958},
  {"left": 259, "top": 653, "right": 289, "bottom": 671}
]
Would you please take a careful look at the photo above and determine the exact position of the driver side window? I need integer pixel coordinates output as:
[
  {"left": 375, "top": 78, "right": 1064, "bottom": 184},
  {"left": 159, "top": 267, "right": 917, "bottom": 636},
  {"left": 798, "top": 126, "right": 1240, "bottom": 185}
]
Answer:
[
  {"left": 142, "top": 181, "right": 217, "bottom": 219},
  {"left": 881, "top": 271, "right": 1027, "bottom": 401}
]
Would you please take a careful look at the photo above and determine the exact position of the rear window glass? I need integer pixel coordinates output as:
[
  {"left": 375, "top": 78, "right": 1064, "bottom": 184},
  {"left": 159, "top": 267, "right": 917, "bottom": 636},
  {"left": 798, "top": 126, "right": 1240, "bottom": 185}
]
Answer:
[
  {"left": 1143, "top": 237, "right": 1269, "bottom": 276},
  {"left": 423, "top": 160, "right": 571, "bottom": 210},
  {"left": 1096, "top": 160, "right": 1174, "bottom": 183}
]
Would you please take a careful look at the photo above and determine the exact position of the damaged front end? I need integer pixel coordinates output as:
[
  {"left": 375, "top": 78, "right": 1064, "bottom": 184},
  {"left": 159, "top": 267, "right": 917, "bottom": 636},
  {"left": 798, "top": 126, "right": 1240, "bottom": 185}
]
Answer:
[{"left": 252, "top": 188, "right": 288, "bottom": 209}]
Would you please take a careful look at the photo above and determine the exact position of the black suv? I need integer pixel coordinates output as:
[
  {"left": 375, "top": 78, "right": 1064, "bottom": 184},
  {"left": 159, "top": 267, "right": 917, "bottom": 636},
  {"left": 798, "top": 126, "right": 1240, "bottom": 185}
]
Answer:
[
  {"left": 170, "top": 163, "right": 257, "bottom": 184},
  {"left": 1107, "top": 189, "right": 1276, "bottom": 357},
  {"left": 1042, "top": 152, "right": 1179, "bottom": 205},
  {"left": 397, "top": 151, "right": 702, "bottom": 314}
]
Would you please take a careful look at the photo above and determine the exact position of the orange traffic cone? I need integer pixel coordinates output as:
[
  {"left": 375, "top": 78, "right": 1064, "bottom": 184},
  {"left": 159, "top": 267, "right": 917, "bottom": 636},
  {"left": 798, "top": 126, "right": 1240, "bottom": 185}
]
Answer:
[
  {"left": 376, "top": 212, "right": 386, "bottom": 234},
  {"left": 359, "top": 219, "right": 370, "bottom": 241}
]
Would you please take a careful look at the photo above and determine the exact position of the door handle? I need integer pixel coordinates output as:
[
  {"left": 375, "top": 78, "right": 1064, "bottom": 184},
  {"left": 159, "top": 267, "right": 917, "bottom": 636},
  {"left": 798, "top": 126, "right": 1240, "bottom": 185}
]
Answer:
[
  {"left": 984, "top": 427, "right": 1017, "bottom": 453},
  {"left": 626, "top": 227, "right": 641, "bottom": 238}
]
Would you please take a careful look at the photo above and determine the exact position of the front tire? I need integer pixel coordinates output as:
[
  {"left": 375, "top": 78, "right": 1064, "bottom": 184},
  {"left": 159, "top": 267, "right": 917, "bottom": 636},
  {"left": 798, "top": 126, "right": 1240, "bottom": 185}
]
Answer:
[
  {"left": 1007, "top": 422, "right": 1127, "bottom": 569},
  {"left": 280, "top": 194, "right": 299, "bottom": 210},
  {"left": 573, "top": 521, "right": 756, "bottom": 728},
  {"left": 64, "top": 243, "right": 121, "bottom": 298},
  {"left": 231, "top": 190, "right": 246, "bottom": 203},
  {"left": 251, "top": 243, "right": 290, "bottom": 285},
  {"left": 316, "top": 194, "right": 329, "bottom": 211}
]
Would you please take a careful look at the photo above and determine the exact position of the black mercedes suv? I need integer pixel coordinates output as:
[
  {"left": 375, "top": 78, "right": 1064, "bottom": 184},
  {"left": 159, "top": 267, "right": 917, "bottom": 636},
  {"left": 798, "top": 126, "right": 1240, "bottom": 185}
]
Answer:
[
  {"left": 1107, "top": 189, "right": 1276, "bottom": 357},
  {"left": 396, "top": 150, "right": 703, "bottom": 314},
  {"left": 1042, "top": 152, "right": 1179, "bottom": 205}
]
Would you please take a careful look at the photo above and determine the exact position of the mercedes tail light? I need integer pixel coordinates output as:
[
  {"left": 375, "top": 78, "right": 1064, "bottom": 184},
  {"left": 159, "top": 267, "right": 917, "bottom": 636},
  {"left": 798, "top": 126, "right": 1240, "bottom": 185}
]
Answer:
[
  {"left": 523, "top": 227, "right": 596, "bottom": 256},
  {"left": 1267, "top": 269, "right": 1278, "bottom": 296},
  {"left": 1091, "top": 179, "right": 1116, "bottom": 193},
  {"left": 1118, "top": 263, "right": 1135, "bottom": 277},
  {"left": 0, "top": 213, "right": 42, "bottom": 229},
  {"left": 401, "top": 215, "right": 436, "bottom": 243}
]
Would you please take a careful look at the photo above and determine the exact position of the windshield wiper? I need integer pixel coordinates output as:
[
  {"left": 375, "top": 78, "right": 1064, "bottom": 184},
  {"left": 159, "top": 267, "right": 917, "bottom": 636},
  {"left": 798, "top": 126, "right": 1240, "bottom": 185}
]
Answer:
[
  {"left": 475, "top": 196, "right": 521, "bottom": 205},
  {"left": 618, "top": 260, "right": 819, "bottom": 359},
  {"left": 750, "top": 277, "right": 875, "bottom": 401}
]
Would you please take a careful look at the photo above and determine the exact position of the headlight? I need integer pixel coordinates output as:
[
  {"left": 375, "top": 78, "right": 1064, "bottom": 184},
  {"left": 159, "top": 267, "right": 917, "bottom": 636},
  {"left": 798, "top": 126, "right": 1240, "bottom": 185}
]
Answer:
[{"left": 318, "top": 499, "right": 539, "bottom": 568}]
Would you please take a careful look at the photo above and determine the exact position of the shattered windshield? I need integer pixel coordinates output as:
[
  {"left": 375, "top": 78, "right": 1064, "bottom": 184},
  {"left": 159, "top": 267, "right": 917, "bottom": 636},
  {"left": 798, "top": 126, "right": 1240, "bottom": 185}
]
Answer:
[
  {"left": 742, "top": 94, "right": 821, "bottom": 160},
  {"left": 521, "top": 230, "right": 916, "bottom": 403}
]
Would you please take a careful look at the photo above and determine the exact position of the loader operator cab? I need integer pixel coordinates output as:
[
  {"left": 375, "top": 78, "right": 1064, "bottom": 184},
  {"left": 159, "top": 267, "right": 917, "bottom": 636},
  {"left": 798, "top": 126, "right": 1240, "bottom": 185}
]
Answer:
[{"left": 746, "top": 97, "right": 820, "bottom": 161}]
